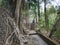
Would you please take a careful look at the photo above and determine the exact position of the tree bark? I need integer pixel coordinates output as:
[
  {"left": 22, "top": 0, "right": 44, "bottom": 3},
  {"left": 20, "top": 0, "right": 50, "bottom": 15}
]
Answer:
[
  {"left": 15, "top": 0, "right": 22, "bottom": 25},
  {"left": 14, "top": 0, "right": 24, "bottom": 34},
  {"left": 44, "top": 0, "right": 49, "bottom": 32}
]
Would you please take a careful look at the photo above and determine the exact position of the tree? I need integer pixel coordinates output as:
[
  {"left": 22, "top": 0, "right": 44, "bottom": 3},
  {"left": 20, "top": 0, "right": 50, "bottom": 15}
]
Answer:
[
  {"left": 44, "top": 0, "right": 49, "bottom": 33},
  {"left": 15, "top": 0, "right": 21, "bottom": 24},
  {"left": 38, "top": 0, "right": 41, "bottom": 30},
  {"left": 41, "top": 0, "right": 54, "bottom": 34},
  {"left": 38, "top": 0, "right": 40, "bottom": 20}
]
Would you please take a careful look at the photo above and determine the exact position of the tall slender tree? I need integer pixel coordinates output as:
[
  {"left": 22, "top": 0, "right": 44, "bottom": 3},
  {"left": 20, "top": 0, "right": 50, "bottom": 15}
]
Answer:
[
  {"left": 38, "top": 0, "right": 40, "bottom": 20},
  {"left": 44, "top": 0, "right": 49, "bottom": 33},
  {"left": 38, "top": 0, "right": 40, "bottom": 30}
]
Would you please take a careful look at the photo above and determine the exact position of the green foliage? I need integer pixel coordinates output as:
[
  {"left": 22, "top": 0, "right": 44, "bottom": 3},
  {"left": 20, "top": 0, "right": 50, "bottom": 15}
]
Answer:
[
  {"left": 39, "top": 12, "right": 45, "bottom": 28},
  {"left": 0, "top": 0, "right": 7, "bottom": 8},
  {"left": 57, "top": 6, "right": 60, "bottom": 14},
  {"left": 54, "top": 27, "right": 60, "bottom": 38},
  {"left": 47, "top": 6, "right": 56, "bottom": 15},
  {"left": 39, "top": 5, "right": 56, "bottom": 29},
  {"left": 49, "top": 13, "right": 57, "bottom": 29},
  {"left": 53, "top": 6, "right": 60, "bottom": 38}
]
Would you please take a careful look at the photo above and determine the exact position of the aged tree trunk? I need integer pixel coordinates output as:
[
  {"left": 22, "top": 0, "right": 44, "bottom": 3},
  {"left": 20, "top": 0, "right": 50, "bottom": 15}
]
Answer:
[
  {"left": 15, "top": 0, "right": 22, "bottom": 25},
  {"left": 4, "top": 0, "right": 16, "bottom": 18},
  {"left": 44, "top": 0, "right": 49, "bottom": 33},
  {"left": 15, "top": 0, "right": 24, "bottom": 34}
]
